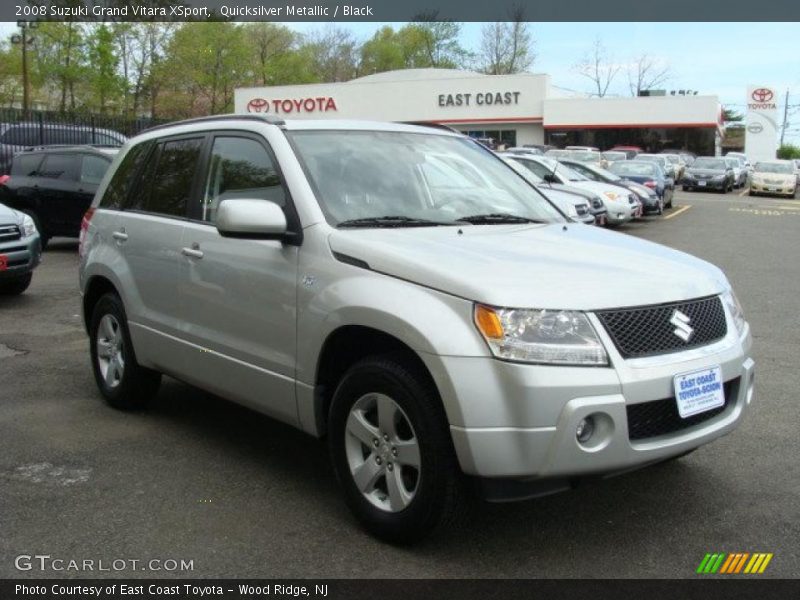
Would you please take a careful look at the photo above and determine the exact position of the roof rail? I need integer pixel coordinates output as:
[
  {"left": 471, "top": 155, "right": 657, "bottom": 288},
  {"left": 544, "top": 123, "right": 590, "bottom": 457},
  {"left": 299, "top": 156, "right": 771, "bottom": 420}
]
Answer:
[
  {"left": 143, "top": 114, "right": 285, "bottom": 134},
  {"left": 21, "top": 143, "right": 122, "bottom": 152}
]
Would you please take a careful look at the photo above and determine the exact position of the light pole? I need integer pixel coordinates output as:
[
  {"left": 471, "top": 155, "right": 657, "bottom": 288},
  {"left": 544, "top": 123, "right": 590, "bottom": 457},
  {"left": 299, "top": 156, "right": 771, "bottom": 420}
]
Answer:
[{"left": 11, "top": 20, "right": 37, "bottom": 113}]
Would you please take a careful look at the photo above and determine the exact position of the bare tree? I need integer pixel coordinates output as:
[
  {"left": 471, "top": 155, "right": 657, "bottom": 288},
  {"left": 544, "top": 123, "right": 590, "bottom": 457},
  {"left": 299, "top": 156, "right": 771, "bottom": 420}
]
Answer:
[
  {"left": 304, "top": 26, "right": 359, "bottom": 82},
  {"left": 479, "top": 6, "right": 535, "bottom": 74},
  {"left": 626, "top": 54, "right": 671, "bottom": 96},
  {"left": 574, "top": 38, "right": 619, "bottom": 97}
]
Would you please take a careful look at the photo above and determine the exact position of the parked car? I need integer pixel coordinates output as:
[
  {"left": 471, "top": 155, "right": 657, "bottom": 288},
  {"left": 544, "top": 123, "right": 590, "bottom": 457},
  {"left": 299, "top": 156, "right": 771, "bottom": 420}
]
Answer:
[
  {"left": 609, "top": 145, "right": 643, "bottom": 159},
  {"left": 661, "top": 153, "right": 686, "bottom": 181},
  {"left": 608, "top": 160, "right": 674, "bottom": 208},
  {"left": 0, "top": 122, "right": 126, "bottom": 175},
  {"left": 724, "top": 157, "right": 747, "bottom": 189},
  {"left": 500, "top": 154, "right": 608, "bottom": 225},
  {"left": 0, "top": 146, "right": 118, "bottom": 248},
  {"left": 636, "top": 153, "right": 678, "bottom": 181},
  {"left": 79, "top": 116, "right": 754, "bottom": 543},
  {"left": 793, "top": 159, "right": 800, "bottom": 184},
  {"left": 544, "top": 148, "right": 571, "bottom": 160},
  {"left": 681, "top": 157, "right": 736, "bottom": 193},
  {"left": 601, "top": 151, "right": 627, "bottom": 166},
  {"left": 0, "top": 201, "right": 42, "bottom": 294},
  {"left": 562, "top": 159, "right": 664, "bottom": 215},
  {"left": 749, "top": 160, "right": 797, "bottom": 197},
  {"left": 565, "top": 145, "right": 599, "bottom": 152},
  {"left": 506, "top": 154, "right": 636, "bottom": 225},
  {"left": 568, "top": 150, "right": 606, "bottom": 169},
  {"left": 503, "top": 146, "right": 543, "bottom": 156},
  {"left": 502, "top": 157, "right": 597, "bottom": 225}
]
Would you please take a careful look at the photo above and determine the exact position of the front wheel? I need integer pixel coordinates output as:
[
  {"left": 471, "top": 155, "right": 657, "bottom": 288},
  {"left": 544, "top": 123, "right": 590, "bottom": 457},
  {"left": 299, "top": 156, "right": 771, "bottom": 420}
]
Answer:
[
  {"left": 89, "top": 292, "right": 161, "bottom": 410},
  {"left": 328, "top": 356, "right": 467, "bottom": 543}
]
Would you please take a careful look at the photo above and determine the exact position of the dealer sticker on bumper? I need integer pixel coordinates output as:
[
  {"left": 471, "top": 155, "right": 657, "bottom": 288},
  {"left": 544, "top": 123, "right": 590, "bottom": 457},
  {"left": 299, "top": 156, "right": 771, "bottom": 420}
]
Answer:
[{"left": 674, "top": 366, "right": 724, "bottom": 419}]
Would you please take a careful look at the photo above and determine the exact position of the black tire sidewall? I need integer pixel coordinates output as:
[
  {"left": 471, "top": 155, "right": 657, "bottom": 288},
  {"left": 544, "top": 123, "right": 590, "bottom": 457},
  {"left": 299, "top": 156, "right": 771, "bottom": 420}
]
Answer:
[{"left": 328, "top": 358, "right": 456, "bottom": 543}]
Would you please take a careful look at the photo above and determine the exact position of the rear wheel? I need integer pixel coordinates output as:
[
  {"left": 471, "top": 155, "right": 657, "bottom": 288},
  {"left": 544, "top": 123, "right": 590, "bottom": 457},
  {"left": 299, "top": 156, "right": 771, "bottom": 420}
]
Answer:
[
  {"left": 0, "top": 273, "right": 32, "bottom": 295},
  {"left": 328, "top": 355, "right": 467, "bottom": 543},
  {"left": 89, "top": 292, "right": 161, "bottom": 410}
]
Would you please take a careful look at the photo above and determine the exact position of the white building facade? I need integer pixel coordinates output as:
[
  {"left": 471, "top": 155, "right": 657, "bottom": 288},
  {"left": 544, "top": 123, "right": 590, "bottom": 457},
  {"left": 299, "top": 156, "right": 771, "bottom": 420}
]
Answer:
[{"left": 234, "top": 69, "right": 723, "bottom": 153}]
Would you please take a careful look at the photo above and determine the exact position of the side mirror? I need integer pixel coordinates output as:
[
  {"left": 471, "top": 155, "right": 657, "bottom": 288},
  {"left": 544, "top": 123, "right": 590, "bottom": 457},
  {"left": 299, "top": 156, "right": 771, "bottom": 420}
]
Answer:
[
  {"left": 216, "top": 198, "right": 288, "bottom": 240},
  {"left": 543, "top": 173, "right": 557, "bottom": 184}
]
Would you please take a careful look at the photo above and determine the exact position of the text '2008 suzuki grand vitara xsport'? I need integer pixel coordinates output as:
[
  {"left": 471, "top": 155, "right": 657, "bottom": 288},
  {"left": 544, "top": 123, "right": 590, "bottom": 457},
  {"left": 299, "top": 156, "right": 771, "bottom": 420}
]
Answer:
[{"left": 79, "top": 116, "right": 754, "bottom": 543}]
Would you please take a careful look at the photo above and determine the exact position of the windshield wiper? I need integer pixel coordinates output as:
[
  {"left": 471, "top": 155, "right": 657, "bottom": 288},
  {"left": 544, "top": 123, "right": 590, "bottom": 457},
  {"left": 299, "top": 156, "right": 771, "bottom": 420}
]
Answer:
[
  {"left": 337, "top": 215, "right": 455, "bottom": 228},
  {"left": 456, "top": 213, "right": 546, "bottom": 225}
]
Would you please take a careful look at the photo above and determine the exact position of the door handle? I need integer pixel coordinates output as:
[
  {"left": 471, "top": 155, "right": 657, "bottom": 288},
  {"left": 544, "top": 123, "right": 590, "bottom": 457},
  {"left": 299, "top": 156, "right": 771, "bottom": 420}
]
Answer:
[
  {"left": 181, "top": 244, "right": 204, "bottom": 259},
  {"left": 112, "top": 230, "right": 128, "bottom": 242}
]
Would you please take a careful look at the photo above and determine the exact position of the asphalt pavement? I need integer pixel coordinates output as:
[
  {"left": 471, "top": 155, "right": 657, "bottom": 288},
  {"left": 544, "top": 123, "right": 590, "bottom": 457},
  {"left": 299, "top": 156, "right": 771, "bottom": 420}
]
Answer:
[{"left": 1, "top": 189, "right": 798, "bottom": 578}]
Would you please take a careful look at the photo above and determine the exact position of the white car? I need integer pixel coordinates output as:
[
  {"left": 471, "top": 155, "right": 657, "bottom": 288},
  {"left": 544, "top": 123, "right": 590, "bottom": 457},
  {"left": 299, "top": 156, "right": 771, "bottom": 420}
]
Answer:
[
  {"left": 502, "top": 158, "right": 596, "bottom": 225},
  {"left": 724, "top": 157, "right": 746, "bottom": 189},
  {"left": 749, "top": 160, "right": 797, "bottom": 197},
  {"left": 507, "top": 155, "right": 637, "bottom": 225}
]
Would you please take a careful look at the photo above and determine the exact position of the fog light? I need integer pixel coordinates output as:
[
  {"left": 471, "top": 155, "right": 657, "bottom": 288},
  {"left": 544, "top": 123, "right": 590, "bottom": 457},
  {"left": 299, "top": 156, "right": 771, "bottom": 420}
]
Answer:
[{"left": 576, "top": 417, "right": 595, "bottom": 443}]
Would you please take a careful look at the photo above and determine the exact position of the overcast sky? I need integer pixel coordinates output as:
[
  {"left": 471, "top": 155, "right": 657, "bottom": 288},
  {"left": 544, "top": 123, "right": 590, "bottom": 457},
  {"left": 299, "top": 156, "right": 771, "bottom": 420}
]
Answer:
[{"left": 2, "top": 21, "right": 798, "bottom": 141}]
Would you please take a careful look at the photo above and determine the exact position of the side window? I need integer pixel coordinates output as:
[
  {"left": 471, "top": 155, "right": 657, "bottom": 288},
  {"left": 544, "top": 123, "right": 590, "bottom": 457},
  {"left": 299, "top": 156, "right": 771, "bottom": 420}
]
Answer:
[
  {"left": 38, "top": 154, "right": 79, "bottom": 180},
  {"left": 1, "top": 126, "right": 40, "bottom": 146},
  {"left": 11, "top": 153, "right": 44, "bottom": 176},
  {"left": 143, "top": 137, "right": 204, "bottom": 218},
  {"left": 518, "top": 159, "right": 549, "bottom": 180},
  {"left": 80, "top": 155, "right": 111, "bottom": 185},
  {"left": 201, "top": 136, "right": 284, "bottom": 223},
  {"left": 100, "top": 142, "right": 152, "bottom": 209}
]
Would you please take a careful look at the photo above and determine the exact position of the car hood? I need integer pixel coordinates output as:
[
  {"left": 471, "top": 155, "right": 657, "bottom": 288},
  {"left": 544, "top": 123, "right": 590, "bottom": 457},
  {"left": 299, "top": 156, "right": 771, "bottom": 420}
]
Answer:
[
  {"left": 542, "top": 183, "right": 596, "bottom": 201},
  {"left": 0, "top": 202, "right": 22, "bottom": 225},
  {"left": 327, "top": 224, "right": 728, "bottom": 310},
  {"left": 567, "top": 181, "right": 630, "bottom": 198},
  {"left": 753, "top": 172, "right": 794, "bottom": 182}
]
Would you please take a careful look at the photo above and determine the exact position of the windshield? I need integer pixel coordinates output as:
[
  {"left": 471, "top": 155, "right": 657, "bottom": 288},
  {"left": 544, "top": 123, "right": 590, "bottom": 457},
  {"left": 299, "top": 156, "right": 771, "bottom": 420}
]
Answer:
[
  {"left": 637, "top": 155, "right": 666, "bottom": 166},
  {"left": 692, "top": 158, "right": 727, "bottom": 170},
  {"left": 289, "top": 130, "right": 564, "bottom": 226},
  {"left": 754, "top": 162, "right": 793, "bottom": 174},
  {"left": 544, "top": 149, "right": 570, "bottom": 158},
  {"left": 725, "top": 159, "right": 739, "bottom": 168},
  {"left": 569, "top": 151, "right": 602, "bottom": 163},
  {"left": 609, "top": 161, "right": 657, "bottom": 177},
  {"left": 602, "top": 152, "right": 626, "bottom": 162}
]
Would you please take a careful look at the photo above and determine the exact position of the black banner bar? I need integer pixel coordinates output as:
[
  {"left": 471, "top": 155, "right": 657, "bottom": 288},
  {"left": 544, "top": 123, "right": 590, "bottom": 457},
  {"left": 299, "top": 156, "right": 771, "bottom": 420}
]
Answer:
[{"left": 5, "top": 0, "right": 800, "bottom": 22}]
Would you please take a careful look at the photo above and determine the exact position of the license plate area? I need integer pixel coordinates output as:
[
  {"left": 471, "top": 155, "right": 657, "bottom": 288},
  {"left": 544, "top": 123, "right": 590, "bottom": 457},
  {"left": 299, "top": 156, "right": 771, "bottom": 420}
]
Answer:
[
  {"left": 0, "top": 254, "right": 7, "bottom": 271},
  {"left": 674, "top": 366, "right": 724, "bottom": 418}
]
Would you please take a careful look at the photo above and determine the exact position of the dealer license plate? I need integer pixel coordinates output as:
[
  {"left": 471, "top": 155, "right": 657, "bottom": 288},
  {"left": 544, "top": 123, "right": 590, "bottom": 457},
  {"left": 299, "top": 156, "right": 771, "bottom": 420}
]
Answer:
[
  {"left": 673, "top": 366, "right": 724, "bottom": 419},
  {"left": 0, "top": 254, "right": 7, "bottom": 271},
  {"left": 698, "top": 181, "right": 707, "bottom": 187}
]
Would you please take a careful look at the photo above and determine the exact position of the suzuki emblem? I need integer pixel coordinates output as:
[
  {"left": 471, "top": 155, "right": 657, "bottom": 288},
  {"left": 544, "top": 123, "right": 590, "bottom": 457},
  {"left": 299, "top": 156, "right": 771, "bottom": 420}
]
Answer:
[{"left": 670, "top": 310, "right": 694, "bottom": 342}]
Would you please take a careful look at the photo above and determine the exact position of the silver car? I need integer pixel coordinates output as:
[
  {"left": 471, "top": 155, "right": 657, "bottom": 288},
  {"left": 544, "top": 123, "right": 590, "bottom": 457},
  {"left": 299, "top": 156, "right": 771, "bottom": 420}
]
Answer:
[{"left": 79, "top": 116, "right": 755, "bottom": 543}]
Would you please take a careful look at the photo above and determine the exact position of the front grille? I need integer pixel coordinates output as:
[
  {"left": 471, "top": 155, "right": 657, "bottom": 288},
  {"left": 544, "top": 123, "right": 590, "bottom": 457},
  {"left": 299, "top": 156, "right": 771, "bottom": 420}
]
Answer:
[
  {"left": 0, "top": 224, "right": 21, "bottom": 242},
  {"left": 627, "top": 378, "right": 739, "bottom": 441},
  {"left": 596, "top": 295, "right": 727, "bottom": 358}
]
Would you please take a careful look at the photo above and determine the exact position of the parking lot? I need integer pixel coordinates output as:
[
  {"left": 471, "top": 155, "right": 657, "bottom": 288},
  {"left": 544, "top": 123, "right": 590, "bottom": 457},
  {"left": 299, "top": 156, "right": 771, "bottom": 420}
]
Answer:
[{"left": 1, "top": 188, "right": 798, "bottom": 579}]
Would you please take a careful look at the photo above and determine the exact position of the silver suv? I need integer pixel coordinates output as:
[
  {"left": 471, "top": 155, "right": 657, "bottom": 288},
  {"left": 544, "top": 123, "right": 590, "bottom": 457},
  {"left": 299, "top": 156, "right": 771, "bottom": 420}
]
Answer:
[{"left": 79, "top": 116, "right": 754, "bottom": 543}]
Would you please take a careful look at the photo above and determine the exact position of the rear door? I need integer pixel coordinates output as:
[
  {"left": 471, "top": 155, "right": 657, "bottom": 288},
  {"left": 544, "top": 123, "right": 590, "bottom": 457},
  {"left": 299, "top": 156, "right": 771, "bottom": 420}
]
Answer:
[{"left": 117, "top": 135, "right": 205, "bottom": 377}]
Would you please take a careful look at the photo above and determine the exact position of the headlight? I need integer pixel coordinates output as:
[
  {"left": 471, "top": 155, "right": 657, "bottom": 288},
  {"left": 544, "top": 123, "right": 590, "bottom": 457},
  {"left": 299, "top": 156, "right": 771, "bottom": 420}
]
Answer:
[
  {"left": 603, "top": 191, "right": 620, "bottom": 200},
  {"left": 474, "top": 305, "right": 608, "bottom": 365},
  {"left": 721, "top": 289, "right": 746, "bottom": 336},
  {"left": 20, "top": 214, "right": 37, "bottom": 237}
]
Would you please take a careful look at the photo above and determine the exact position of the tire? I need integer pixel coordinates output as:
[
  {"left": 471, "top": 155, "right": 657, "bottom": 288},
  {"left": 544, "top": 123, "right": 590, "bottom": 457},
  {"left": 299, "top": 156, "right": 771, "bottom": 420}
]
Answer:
[
  {"left": 21, "top": 211, "right": 49, "bottom": 250},
  {"left": 656, "top": 197, "right": 664, "bottom": 216},
  {"left": 328, "top": 355, "right": 467, "bottom": 543},
  {"left": 749, "top": 190, "right": 755, "bottom": 197},
  {"left": 0, "top": 272, "right": 32, "bottom": 295},
  {"left": 89, "top": 292, "right": 161, "bottom": 410}
]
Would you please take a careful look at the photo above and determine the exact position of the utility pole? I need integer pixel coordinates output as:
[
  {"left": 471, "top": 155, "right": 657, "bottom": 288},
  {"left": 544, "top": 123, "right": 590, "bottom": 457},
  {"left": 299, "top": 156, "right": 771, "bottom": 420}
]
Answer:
[
  {"left": 11, "top": 20, "right": 37, "bottom": 113},
  {"left": 779, "top": 89, "right": 790, "bottom": 147}
]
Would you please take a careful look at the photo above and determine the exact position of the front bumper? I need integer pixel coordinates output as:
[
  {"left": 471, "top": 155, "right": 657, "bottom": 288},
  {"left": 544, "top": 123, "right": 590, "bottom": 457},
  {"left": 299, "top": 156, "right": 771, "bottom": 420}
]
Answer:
[
  {"left": 604, "top": 201, "right": 633, "bottom": 225},
  {"left": 750, "top": 181, "right": 796, "bottom": 196},
  {"left": 0, "top": 232, "right": 41, "bottom": 279},
  {"left": 436, "top": 314, "right": 753, "bottom": 487},
  {"left": 684, "top": 178, "right": 726, "bottom": 190}
]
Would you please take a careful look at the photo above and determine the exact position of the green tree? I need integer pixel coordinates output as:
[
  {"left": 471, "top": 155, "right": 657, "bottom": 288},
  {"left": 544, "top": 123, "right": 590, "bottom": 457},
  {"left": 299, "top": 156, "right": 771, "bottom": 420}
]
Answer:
[
  {"left": 777, "top": 144, "right": 800, "bottom": 159},
  {"left": 86, "top": 24, "right": 124, "bottom": 113},
  {"left": 33, "top": 22, "right": 86, "bottom": 112},
  {"left": 412, "top": 14, "right": 470, "bottom": 68},
  {"left": 359, "top": 24, "right": 434, "bottom": 74},
  {"left": 0, "top": 40, "right": 23, "bottom": 108}
]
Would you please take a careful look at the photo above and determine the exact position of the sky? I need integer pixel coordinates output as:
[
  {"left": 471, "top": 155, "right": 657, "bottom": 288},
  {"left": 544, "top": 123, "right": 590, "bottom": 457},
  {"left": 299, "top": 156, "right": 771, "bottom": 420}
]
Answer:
[{"left": 2, "top": 21, "right": 798, "bottom": 142}]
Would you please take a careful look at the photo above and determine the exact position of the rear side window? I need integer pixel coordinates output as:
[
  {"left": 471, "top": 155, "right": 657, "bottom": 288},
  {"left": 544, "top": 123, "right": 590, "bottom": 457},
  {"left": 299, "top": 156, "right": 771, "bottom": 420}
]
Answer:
[
  {"left": 142, "top": 137, "right": 203, "bottom": 218},
  {"left": 99, "top": 141, "right": 152, "bottom": 210},
  {"left": 0, "top": 126, "right": 40, "bottom": 146},
  {"left": 38, "top": 154, "right": 79, "bottom": 180},
  {"left": 11, "top": 153, "right": 44, "bottom": 176},
  {"left": 201, "top": 136, "right": 284, "bottom": 223},
  {"left": 80, "top": 155, "right": 111, "bottom": 185}
]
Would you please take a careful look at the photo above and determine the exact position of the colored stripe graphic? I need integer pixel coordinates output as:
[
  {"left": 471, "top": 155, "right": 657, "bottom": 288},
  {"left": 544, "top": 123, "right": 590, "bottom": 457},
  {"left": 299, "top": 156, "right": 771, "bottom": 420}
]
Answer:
[{"left": 701, "top": 552, "right": 773, "bottom": 574}]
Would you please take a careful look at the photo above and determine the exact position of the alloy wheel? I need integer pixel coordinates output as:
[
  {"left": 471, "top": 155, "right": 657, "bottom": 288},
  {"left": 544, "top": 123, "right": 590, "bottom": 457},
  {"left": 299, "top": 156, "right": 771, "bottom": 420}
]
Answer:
[{"left": 96, "top": 314, "right": 125, "bottom": 389}]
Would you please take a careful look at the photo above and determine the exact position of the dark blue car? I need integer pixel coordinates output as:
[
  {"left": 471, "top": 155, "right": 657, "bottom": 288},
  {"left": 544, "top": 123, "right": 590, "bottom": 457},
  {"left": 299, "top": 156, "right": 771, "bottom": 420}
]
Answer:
[{"left": 609, "top": 160, "right": 674, "bottom": 208}]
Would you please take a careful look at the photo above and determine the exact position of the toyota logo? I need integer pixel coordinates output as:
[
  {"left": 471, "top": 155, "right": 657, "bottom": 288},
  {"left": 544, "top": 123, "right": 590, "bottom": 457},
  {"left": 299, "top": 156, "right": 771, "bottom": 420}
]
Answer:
[
  {"left": 747, "top": 122, "right": 764, "bottom": 134},
  {"left": 246, "top": 98, "right": 269, "bottom": 113},
  {"left": 751, "top": 88, "right": 774, "bottom": 103}
]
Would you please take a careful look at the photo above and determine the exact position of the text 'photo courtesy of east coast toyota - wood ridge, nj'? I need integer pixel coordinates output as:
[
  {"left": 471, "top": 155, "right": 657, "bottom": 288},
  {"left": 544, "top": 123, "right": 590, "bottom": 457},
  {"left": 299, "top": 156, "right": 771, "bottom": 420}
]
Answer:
[{"left": 0, "top": 0, "right": 799, "bottom": 597}]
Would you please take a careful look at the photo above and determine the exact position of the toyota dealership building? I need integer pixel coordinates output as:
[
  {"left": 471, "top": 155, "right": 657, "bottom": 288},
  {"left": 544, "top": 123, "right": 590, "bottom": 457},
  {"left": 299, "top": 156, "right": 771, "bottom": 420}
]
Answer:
[{"left": 234, "top": 69, "right": 724, "bottom": 154}]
